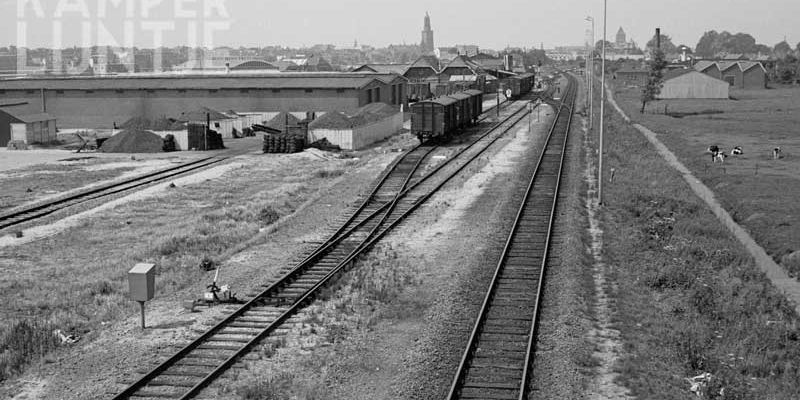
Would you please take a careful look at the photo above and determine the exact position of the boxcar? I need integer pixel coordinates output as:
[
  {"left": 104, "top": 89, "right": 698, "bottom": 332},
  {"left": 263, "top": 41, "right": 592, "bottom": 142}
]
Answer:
[
  {"left": 508, "top": 72, "right": 536, "bottom": 99},
  {"left": 463, "top": 89, "right": 484, "bottom": 124},
  {"left": 448, "top": 92, "right": 472, "bottom": 129},
  {"left": 410, "top": 96, "right": 459, "bottom": 142}
]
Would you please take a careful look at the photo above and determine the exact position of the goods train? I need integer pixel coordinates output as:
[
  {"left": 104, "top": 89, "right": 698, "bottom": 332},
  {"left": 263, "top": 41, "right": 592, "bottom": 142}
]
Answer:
[
  {"left": 409, "top": 89, "right": 483, "bottom": 143},
  {"left": 507, "top": 72, "right": 536, "bottom": 99},
  {"left": 410, "top": 71, "right": 536, "bottom": 143}
]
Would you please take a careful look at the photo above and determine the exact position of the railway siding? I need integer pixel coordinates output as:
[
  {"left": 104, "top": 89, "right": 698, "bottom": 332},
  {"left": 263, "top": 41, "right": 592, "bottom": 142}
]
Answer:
[{"left": 448, "top": 74, "right": 577, "bottom": 400}]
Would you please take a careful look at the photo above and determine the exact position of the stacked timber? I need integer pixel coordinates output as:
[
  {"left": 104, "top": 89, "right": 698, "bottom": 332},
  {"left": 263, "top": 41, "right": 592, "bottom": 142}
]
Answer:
[{"left": 262, "top": 133, "right": 305, "bottom": 154}]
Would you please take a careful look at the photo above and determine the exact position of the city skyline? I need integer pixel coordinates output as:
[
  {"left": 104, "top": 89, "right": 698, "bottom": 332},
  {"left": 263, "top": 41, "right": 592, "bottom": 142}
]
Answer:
[{"left": 1, "top": 0, "right": 799, "bottom": 51}]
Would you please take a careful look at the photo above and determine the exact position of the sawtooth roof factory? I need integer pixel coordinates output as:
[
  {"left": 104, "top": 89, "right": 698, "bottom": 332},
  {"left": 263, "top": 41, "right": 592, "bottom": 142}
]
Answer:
[{"left": 0, "top": 72, "right": 408, "bottom": 129}]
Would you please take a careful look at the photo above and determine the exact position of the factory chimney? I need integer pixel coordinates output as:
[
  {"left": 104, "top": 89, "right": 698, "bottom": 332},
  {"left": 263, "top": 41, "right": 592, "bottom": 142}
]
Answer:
[{"left": 656, "top": 28, "right": 661, "bottom": 50}]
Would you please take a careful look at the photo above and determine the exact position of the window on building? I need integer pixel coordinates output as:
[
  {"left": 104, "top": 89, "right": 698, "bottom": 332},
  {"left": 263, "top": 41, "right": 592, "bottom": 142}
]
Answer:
[
  {"left": 178, "top": 89, "right": 187, "bottom": 93},
  {"left": 240, "top": 89, "right": 249, "bottom": 93},
  {"left": 272, "top": 89, "right": 281, "bottom": 93},
  {"left": 85, "top": 90, "right": 94, "bottom": 93},
  {"left": 114, "top": 89, "right": 123, "bottom": 94},
  {"left": 336, "top": 88, "right": 345, "bottom": 93},
  {"left": 305, "top": 89, "right": 313, "bottom": 93},
  {"left": 56, "top": 90, "right": 65, "bottom": 94},
  {"left": 209, "top": 89, "right": 218, "bottom": 93},
  {"left": 146, "top": 89, "right": 155, "bottom": 94},
  {"left": 26, "top": 90, "right": 35, "bottom": 94}
]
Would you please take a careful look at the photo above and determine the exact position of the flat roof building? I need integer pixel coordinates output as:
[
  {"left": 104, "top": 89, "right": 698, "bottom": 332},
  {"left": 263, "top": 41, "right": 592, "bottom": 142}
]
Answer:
[{"left": 0, "top": 72, "right": 408, "bottom": 128}]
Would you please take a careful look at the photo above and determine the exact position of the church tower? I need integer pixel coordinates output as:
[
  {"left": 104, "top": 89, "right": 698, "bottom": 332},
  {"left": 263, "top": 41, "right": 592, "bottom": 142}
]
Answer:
[
  {"left": 615, "top": 27, "right": 626, "bottom": 48},
  {"left": 421, "top": 12, "right": 435, "bottom": 53}
]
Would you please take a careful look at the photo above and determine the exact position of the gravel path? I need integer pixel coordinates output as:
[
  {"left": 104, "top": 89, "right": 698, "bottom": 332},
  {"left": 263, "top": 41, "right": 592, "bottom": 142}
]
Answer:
[{"left": 605, "top": 84, "right": 800, "bottom": 315}]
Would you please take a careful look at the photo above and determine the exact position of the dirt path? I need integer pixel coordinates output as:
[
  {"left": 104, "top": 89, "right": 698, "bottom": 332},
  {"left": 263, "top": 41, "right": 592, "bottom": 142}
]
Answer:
[
  {"left": 581, "top": 114, "right": 633, "bottom": 399},
  {"left": 605, "top": 84, "right": 800, "bottom": 315}
]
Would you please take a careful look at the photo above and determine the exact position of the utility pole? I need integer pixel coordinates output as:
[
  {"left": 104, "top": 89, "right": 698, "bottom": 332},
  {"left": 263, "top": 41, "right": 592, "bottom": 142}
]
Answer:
[
  {"left": 586, "top": 16, "right": 595, "bottom": 132},
  {"left": 599, "top": 0, "right": 607, "bottom": 205}
]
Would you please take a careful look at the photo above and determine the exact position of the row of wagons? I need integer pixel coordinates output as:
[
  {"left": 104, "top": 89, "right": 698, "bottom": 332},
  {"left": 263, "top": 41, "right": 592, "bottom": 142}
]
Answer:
[{"left": 409, "top": 89, "right": 484, "bottom": 143}]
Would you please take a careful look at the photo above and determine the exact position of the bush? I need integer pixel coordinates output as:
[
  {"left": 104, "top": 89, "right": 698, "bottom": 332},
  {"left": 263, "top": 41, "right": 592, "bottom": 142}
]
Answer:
[{"left": 258, "top": 206, "right": 281, "bottom": 225}]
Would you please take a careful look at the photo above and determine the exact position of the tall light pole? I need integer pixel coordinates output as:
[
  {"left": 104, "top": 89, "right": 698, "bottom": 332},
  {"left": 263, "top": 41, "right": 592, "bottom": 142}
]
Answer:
[
  {"left": 598, "top": 0, "right": 607, "bottom": 205},
  {"left": 585, "top": 16, "right": 594, "bottom": 132}
]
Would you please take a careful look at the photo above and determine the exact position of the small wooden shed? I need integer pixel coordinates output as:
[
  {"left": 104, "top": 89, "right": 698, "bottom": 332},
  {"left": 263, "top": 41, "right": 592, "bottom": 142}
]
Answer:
[{"left": 0, "top": 109, "right": 57, "bottom": 146}]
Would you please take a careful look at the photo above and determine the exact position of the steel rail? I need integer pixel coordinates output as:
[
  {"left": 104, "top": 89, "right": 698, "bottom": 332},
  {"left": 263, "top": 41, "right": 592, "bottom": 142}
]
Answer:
[
  {"left": 446, "top": 74, "right": 577, "bottom": 400},
  {"left": 172, "top": 105, "right": 535, "bottom": 400},
  {"left": 112, "top": 100, "right": 531, "bottom": 400},
  {"left": 0, "top": 156, "right": 224, "bottom": 231}
]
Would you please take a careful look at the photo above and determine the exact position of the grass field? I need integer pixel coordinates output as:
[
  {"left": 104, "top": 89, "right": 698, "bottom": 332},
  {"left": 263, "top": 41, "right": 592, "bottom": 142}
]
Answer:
[
  {"left": 613, "top": 84, "right": 800, "bottom": 276},
  {"left": 0, "top": 151, "right": 369, "bottom": 385},
  {"left": 597, "top": 83, "right": 800, "bottom": 398}
]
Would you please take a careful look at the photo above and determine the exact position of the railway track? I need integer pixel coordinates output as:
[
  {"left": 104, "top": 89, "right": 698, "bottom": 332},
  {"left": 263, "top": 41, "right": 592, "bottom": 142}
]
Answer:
[
  {"left": 0, "top": 155, "right": 235, "bottom": 232},
  {"left": 111, "top": 98, "right": 535, "bottom": 400},
  {"left": 446, "top": 74, "right": 577, "bottom": 400}
]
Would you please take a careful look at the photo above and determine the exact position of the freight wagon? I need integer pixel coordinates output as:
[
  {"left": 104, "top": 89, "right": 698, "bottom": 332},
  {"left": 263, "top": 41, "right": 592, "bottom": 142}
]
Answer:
[
  {"left": 508, "top": 72, "right": 536, "bottom": 99},
  {"left": 410, "top": 90, "right": 484, "bottom": 143}
]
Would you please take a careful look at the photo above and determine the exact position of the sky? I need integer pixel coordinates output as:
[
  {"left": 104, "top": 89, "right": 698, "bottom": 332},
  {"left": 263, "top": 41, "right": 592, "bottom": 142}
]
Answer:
[{"left": 1, "top": 0, "right": 799, "bottom": 51}]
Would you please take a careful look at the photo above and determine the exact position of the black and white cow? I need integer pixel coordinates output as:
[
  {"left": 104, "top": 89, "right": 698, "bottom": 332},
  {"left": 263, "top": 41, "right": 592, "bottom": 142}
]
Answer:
[
  {"left": 773, "top": 147, "right": 782, "bottom": 160},
  {"left": 731, "top": 146, "right": 743, "bottom": 156},
  {"left": 707, "top": 145, "right": 726, "bottom": 163}
]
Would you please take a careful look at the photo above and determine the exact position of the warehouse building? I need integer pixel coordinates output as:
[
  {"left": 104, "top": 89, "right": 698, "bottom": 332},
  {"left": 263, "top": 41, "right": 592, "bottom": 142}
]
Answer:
[
  {"left": 0, "top": 72, "right": 408, "bottom": 129},
  {"left": 657, "top": 69, "right": 729, "bottom": 99}
]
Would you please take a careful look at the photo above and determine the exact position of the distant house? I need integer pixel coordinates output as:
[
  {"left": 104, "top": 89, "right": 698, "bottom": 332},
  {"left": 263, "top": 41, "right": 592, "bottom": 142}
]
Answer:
[
  {"left": 658, "top": 69, "right": 729, "bottom": 99},
  {"left": 404, "top": 56, "right": 440, "bottom": 101},
  {"left": 0, "top": 108, "right": 57, "bottom": 146},
  {"left": 404, "top": 56, "right": 439, "bottom": 80},
  {"left": 435, "top": 47, "right": 459, "bottom": 63},
  {"left": 439, "top": 55, "right": 484, "bottom": 81},
  {"left": 470, "top": 54, "right": 506, "bottom": 73},
  {"left": 615, "top": 68, "right": 649, "bottom": 86},
  {"left": 284, "top": 54, "right": 333, "bottom": 72}
]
